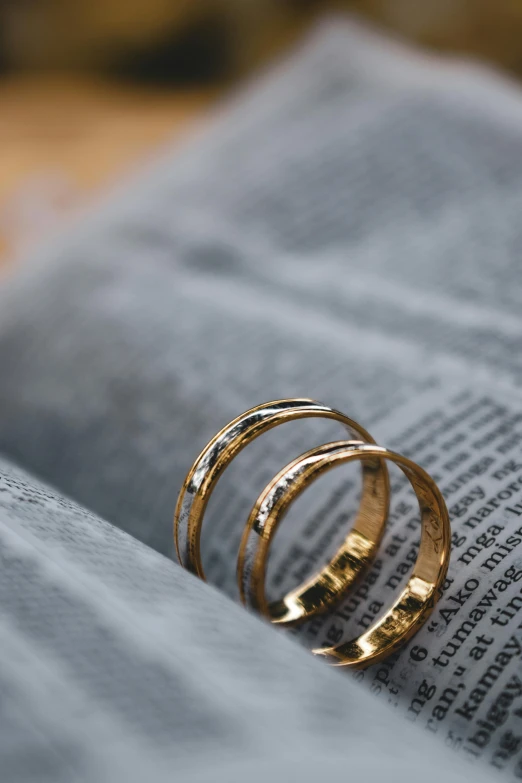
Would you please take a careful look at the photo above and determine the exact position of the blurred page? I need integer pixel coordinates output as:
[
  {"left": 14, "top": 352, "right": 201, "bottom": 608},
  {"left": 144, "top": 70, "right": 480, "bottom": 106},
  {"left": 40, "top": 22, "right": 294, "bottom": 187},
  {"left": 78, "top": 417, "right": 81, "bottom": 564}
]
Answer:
[
  {"left": 1, "top": 15, "right": 522, "bottom": 779},
  {"left": 0, "top": 454, "right": 486, "bottom": 783}
]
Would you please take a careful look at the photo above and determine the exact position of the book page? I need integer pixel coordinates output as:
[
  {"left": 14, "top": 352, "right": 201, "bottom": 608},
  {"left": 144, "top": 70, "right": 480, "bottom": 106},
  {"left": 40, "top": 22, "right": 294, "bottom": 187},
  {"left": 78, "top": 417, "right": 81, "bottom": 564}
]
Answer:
[
  {"left": 0, "top": 16, "right": 522, "bottom": 779},
  {"left": 0, "top": 454, "right": 485, "bottom": 783},
  {"left": 202, "top": 380, "right": 522, "bottom": 778}
]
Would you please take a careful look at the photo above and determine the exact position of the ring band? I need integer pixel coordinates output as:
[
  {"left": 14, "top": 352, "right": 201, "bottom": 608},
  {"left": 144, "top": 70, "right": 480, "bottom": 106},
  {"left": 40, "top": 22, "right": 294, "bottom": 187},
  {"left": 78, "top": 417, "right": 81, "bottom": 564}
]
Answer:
[
  {"left": 238, "top": 441, "right": 450, "bottom": 665},
  {"left": 174, "top": 399, "right": 390, "bottom": 625}
]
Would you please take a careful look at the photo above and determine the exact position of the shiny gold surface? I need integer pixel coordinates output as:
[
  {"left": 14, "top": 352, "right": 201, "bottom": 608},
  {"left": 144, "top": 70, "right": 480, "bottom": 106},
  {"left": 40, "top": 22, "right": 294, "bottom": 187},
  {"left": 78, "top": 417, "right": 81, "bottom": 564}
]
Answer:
[
  {"left": 241, "top": 441, "right": 450, "bottom": 667},
  {"left": 237, "top": 442, "right": 388, "bottom": 625},
  {"left": 174, "top": 399, "right": 389, "bottom": 625}
]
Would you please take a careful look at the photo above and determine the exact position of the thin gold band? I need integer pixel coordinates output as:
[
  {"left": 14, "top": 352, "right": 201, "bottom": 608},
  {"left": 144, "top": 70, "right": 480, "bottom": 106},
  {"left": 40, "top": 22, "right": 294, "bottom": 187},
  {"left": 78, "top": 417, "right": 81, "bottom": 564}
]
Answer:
[
  {"left": 238, "top": 441, "right": 450, "bottom": 667},
  {"left": 174, "top": 399, "right": 390, "bottom": 625}
]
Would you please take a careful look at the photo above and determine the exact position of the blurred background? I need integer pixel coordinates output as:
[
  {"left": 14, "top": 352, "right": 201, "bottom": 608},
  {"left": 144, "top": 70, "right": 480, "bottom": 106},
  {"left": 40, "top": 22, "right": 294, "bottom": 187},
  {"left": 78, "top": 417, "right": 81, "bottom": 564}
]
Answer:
[{"left": 1, "top": 0, "right": 522, "bottom": 264}]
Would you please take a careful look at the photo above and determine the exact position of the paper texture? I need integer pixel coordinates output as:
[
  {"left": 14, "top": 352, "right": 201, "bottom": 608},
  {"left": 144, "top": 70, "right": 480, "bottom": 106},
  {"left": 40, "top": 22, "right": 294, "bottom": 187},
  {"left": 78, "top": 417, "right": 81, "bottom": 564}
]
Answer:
[
  {"left": 0, "top": 455, "right": 483, "bottom": 783},
  {"left": 0, "top": 15, "right": 522, "bottom": 780}
]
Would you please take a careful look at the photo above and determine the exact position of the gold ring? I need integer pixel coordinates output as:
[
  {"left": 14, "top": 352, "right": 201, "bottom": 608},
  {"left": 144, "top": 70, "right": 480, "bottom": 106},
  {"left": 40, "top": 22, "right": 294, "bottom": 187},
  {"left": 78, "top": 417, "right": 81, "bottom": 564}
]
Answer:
[
  {"left": 174, "top": 399, "right": 390, "bottom": 625},
  {"left": 238, "top": 441, "right": 450, "bottom": 666}
]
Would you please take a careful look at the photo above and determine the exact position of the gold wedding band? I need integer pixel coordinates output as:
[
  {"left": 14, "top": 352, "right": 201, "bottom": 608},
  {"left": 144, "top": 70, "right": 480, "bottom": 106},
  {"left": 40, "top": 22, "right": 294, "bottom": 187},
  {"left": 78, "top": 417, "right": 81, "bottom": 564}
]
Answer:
[
  {"left": 238, "top": 441, "right": 450, "bottom": 667},
  {"left": 174, "top": 398, "right": 450, "bottom": 666},
  {"left": 174, "top": 399, "right": 390, "bottom": 625}
]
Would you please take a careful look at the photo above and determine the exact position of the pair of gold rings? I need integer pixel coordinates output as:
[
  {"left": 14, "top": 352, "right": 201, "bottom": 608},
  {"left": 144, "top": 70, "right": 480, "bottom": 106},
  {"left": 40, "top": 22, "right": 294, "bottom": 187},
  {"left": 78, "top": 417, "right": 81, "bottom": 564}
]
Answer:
[{"left": 174, "top": 398, "right": 450, "bottom": 667}]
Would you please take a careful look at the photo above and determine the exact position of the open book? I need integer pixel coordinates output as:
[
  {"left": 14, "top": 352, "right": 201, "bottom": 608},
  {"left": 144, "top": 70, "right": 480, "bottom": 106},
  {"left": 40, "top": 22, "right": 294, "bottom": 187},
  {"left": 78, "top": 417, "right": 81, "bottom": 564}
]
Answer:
[{"left": 0, "top": 17, "right": 521, "bottom": 783}]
